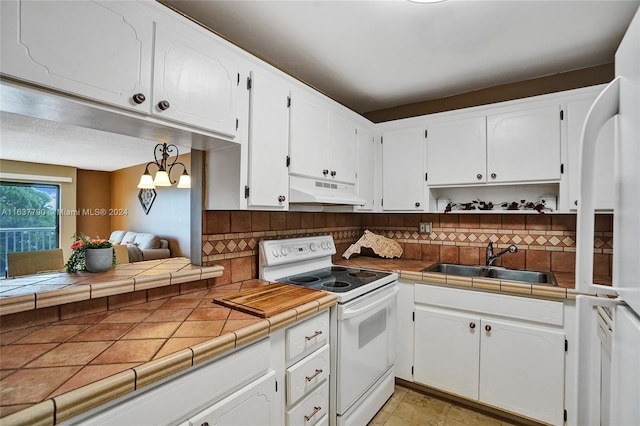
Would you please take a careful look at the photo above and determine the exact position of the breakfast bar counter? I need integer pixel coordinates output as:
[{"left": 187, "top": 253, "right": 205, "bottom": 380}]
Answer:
[
  {"left": 0, "top": 257, "right": 224, "bottom": 316},
  {"left": 0, "top": 261, "right": 336, "bottom": 425}
]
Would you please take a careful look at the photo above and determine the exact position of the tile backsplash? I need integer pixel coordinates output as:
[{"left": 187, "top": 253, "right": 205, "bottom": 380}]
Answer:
[{"left": 202, "top": 211, "right": 613, "bottom": 284}]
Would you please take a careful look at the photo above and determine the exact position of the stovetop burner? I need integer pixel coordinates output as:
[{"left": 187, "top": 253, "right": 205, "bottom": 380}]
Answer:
[{"left": 277, "top": 266, "right": 392, "bottom": 293}]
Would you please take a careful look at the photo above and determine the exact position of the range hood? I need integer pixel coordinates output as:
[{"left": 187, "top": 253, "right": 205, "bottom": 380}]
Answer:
[{"left": 289, "top": 175, "right": 366, "bottom": 206}]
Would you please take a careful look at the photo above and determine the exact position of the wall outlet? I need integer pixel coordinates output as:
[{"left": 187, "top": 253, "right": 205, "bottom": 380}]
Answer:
[{"left": 419, "top": 222, "right": 432, "bottom": 235}]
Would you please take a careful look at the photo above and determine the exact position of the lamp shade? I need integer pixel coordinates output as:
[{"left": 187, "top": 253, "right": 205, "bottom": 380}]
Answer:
[
  {"left": 137, "top": 173, "right": 155, "bottom": 189},
  {"left": 153, "top": 170, "right": 172, "bottom": 186},
  {"left": 177, "top": 173, "right": 191, "bottom": 189}
]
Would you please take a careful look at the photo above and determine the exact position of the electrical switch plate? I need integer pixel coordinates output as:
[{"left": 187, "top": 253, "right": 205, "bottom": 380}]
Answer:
[{"left": 419, "top": 222, "right": 432, "bottom": 235}]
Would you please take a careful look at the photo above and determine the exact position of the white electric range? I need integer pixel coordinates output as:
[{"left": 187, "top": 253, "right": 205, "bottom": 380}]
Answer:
[{"left": 259, "top": 235, "right": 398, "bottom": 426}]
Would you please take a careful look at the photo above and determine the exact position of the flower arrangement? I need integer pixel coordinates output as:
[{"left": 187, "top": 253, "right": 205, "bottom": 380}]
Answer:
[{"left": 65, "top": 233, "right": 116, "bottom": 273}]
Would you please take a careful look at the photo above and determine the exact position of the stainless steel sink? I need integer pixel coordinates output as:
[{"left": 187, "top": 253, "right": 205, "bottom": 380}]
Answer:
[
  {"left": 423, "top": 263, "right": 486, "bottom": 277},
  {"left": 421, "top": 263, "right": 557, "bottom": 286}
]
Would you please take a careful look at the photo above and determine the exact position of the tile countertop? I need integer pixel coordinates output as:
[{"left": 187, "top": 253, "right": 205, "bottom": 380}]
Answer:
[
  {"left": 0, "top": 277, "right": 336, "bottom": 425},
  {"left": 334, "top": 256, "right": 613, "bottom": 300},
  {"left": 0, "top": 257, "right": 224, "bottom": 316}
]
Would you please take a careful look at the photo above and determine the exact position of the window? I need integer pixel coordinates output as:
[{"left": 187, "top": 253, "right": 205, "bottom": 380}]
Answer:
[{"left": 0, "top": 182, "right": 60, "bottom": 274}]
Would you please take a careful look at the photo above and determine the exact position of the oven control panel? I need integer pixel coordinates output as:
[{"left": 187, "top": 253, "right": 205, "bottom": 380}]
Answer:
[{"left": 260, "top": 235, "right": 336, "bottom": 266}]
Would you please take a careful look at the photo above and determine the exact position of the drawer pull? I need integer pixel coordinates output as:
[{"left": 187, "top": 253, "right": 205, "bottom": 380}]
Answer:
[
  {"left": 306, "top": 369, "right": 323, "bottom": 382},
  {"left": 305, "top": 330, "right": 323, "bottom": 341},
  {"left": 304, "top": 406, "right": 322, "bottom": 422}
]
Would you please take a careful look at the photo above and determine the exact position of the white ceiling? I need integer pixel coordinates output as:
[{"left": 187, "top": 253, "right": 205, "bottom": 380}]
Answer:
[
  {"left": 163, "top": 0, "right": 640, "bottom": 114},
  {"left": 1, "top": 0, "right": 638, "bottom": 172}
]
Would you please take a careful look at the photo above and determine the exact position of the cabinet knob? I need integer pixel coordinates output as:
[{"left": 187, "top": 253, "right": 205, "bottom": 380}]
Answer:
[
  {"left": 415, "top": 202, "right": 421, "bottom": 208},
  {"left": 278, "top": 195, "right": 286, "bottom": 202},
  {"left": 476, "top": 174, "right": 482, "bottom": 180},
  {"left": 490, "top": 173, "right": 497, "bottom": 179},
  {"left": 201, "top": 423, "right": 209, "bottom": 426},
  {"left": 485, "top": 324, "right": 492, "bottom": 332},
  {"left": 574, "top": 200, "right": 578, "bottom": 206},
  {"left": 157, "top": 100, "right": 170, "bottom": 111},
  {"left": 322, "top": 169, "right": 329, "bottom": 176},
  {"left": 469, "top": 322, "right": 476, "bottom": 329},
  {"left": 132, "top": 93, "right": 146, "bottom": 104},
  {"left": 330, "top": 170, "right": 336, "bottom": 177}
]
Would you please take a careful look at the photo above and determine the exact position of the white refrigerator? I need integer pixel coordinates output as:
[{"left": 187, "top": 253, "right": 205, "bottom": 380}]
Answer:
[{"left": 574, "top": 5, "right": 640, "bottom": 426}]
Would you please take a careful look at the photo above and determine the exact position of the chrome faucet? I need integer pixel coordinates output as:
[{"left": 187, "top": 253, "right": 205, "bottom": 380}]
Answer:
[{"left": 486, "top": 242, "right": 518, "bottom": 266}]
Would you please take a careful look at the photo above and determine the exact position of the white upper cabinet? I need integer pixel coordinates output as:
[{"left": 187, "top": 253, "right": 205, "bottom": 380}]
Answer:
[
  {"left": 486, "top": 105, "right": 562, "bottom": 183},
  {"left": 1, "top": 0, "right": 242, "bottom": 138},
  {"left": 382, "top": 127, "right": 425, "bottom": 211},
  {"left": 567, "top": 98, "right": 614, "bottom": 210},
  {"left": 327, "top": 110, "right": 358, "bottom": 184},
  {"left": 246, "top": 68, "right": 290, "bottom": 209},
  {"left": 356, "top": 125, "right": 375, "bottom": 210},
  {"left": 152, "top": 24, "right": 240, "bottom": 136},
  {"left": 289, "top": 89, "right": 329, "bottom": 180},
  {"left": 426, "top": 116, "right": 487, "bottom": 186},
  {"left": 289, "top": 89, "right": 358, "bottom": 184},
  {"left": 1, "top": 0, "right": 153, "bottom": 113}
]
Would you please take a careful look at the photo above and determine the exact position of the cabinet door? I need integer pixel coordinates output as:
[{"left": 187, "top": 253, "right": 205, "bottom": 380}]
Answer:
[
  {"left": 153, "top": 24, "right": 240, "bottom": 137},
  {"left": 0, "top": 0, "right": 153, "bottom": 112},
  {"left": 289, "top": 91, "right": 328, "bottom": 180},
  {"left": 356, "top": 126, "right": 375, "bottom": 210},
  {"left": 247, "top": 69, "right": 290, "bottom": 209},
  {"left": 382, "top": 127, "right": 425, "bottom": 210},
  {"left": 187, "top": 371, "right": 279, "bottom": 426},
  {"left": 567, "top": 98, "right": 615, "bottom": 210},
  {"left": 479, "top": 319, "right": 565, "bottom": 425},
  {"left": 487, "top": 105, "right": 561, "bottom": 183},
  {"left": 414, "top": 307, "right": 480, "bottom": 400},
  {"left": 327, "top": 111, "right": 357, "bottom": 184},
  {"left": 426, "top": 116, "right": 487, "bottom": 185}
]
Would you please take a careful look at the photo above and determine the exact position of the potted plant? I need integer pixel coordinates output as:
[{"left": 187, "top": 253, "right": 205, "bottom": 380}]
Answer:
[{"left": 65, "top": 233, "right": 116, "bottom": 273}]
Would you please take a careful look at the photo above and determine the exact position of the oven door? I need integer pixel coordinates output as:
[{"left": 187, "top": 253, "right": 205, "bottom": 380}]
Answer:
[{"left": 336, "top": 282, "right": 398, "bottom": 414}]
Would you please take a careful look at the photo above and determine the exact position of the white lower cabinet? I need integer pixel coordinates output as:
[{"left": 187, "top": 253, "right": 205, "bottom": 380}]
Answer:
[
  {"left": 413, "top": 285, "right": 566, "bottom": 426},
  {"left": 284, "top": 311, "right": 331, "bottom": 426},
  {"left": 181, "top": 371, "right": 278, "bottom": 426},
  {"left": 61, "top": 338, "right": 273, "bottom": 426}
]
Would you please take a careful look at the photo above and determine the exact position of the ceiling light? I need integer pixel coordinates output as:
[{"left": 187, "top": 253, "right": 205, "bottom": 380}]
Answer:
[{"left": 137, "top": 143, "right": 190, "bottom": 189}]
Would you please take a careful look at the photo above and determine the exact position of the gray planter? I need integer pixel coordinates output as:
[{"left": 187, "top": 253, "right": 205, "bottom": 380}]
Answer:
[{"left": 85, "top": 247, "right": 114, "bottom": 272}]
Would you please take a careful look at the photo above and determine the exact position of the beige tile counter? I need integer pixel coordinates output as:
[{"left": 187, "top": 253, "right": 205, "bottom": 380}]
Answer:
[
  {"left": 335, "top": 256, "right": 612, "bottom": 300},
  {"left": 0, "top": 276, "right": 336, "bottom": 425},
  {"left": 0, "top": 257, "right": 223, "bottom": 316}
]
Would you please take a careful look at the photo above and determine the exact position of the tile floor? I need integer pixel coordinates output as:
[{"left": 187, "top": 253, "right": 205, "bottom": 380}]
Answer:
[{"left": 368, "top": 385, "right": 521, "bottom": 426}]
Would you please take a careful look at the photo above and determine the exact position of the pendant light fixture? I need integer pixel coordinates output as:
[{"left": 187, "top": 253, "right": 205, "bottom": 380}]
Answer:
[{"left": 137, "top": 143, "right": 191, "bottom": 189}]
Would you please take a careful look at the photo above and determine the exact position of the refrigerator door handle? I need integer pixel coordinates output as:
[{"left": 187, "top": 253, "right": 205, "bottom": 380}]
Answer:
[
  {"left": 574, "top": 295, "right": 621, "bottom": 426},
  {"left": 575, "top": 77, "right": 620, "bottom": 296}
]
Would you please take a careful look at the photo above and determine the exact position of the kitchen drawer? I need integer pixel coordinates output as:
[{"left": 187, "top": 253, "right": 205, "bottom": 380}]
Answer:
[
  {"left": 286, "top": 344, "right": 330, "bottom": 406},
  {"left": 286, "top": 381, "right": 329, "bottom": 426},
  {"left": 415, "top": 284, "right": 563, "bottom": 326},
  {"left": 286, "top": 311, "right": 329, "bottom": 364}
]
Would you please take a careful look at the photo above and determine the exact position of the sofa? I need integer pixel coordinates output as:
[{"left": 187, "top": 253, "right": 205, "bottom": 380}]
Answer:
[{"left": 109, "top": 230, "right": 170, "bottom": 263}]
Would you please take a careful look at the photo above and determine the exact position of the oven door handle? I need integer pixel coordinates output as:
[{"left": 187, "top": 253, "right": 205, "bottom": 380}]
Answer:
[{"left": 339, "top": 286, "right": 399, "bottom": 320}]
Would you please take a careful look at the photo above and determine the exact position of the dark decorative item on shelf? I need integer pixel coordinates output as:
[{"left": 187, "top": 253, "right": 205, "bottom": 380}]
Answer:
[
  {"left": 138, "top": 188, "right": 157, "bottom": 215},
  {"left": 65, "top": 233, "right": 116, "bottom": 273},
  {"left": 137, "top": 143, "right": 191, "bottom": 189},
  {"left": 501, "top": 199, "right": 549, "bottom": 213},
  {"left": 444, "top": 199, "right": 549, "bottom": 214}
]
